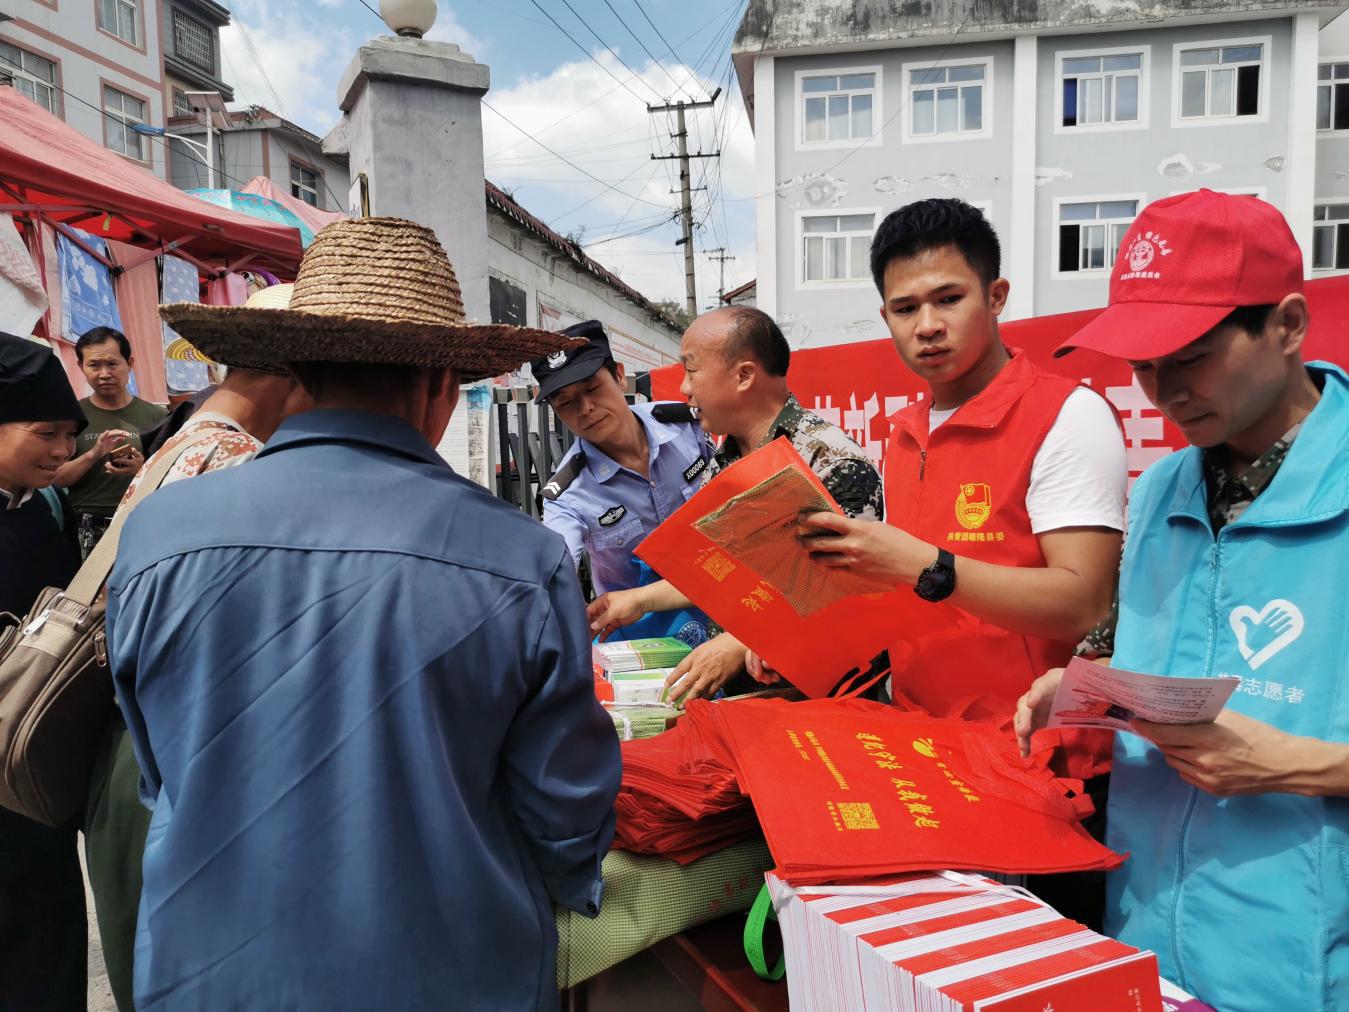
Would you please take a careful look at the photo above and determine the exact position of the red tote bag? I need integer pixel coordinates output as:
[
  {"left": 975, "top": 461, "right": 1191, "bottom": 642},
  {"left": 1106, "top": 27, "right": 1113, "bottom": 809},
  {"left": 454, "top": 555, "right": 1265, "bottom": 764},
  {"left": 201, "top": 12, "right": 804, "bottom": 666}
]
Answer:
[{"left": 699, "top": 697, "right": 1123, "bottom": 885}]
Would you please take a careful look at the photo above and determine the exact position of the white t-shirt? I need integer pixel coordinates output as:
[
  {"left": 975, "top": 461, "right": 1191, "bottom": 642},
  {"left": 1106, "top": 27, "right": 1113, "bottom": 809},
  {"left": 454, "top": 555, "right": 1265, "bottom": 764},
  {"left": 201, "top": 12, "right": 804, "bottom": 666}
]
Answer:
[{"left": 928, "top": 386, "right": 1126, "bottom": 534}]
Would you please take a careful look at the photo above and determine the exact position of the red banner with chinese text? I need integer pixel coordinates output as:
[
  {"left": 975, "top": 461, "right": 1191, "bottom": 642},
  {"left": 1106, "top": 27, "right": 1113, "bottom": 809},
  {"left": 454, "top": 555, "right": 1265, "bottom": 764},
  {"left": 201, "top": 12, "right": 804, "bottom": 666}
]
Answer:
[{"left": 650, "top": 277, "right": 1349, "bottom": 482}]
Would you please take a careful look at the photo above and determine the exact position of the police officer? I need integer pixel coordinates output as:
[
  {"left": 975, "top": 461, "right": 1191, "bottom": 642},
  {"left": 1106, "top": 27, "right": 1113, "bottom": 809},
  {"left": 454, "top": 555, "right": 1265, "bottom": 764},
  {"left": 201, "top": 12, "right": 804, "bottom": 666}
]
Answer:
[{"left": 533, "top": 320, "right": 713, "bottom": 643}]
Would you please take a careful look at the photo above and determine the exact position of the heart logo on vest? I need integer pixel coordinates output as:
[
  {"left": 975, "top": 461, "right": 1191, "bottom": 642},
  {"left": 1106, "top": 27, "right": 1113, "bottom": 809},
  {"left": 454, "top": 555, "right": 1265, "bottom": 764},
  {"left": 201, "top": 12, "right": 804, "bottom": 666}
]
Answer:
[{"left": 1229, "top": 599, "right": 1304, "bottom": 670}]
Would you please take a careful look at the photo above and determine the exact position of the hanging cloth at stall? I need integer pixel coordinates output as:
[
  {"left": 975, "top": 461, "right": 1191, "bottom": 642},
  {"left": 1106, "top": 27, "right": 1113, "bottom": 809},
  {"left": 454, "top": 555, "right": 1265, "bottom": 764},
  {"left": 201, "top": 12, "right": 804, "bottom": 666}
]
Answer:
[
  {"left": 160, "top": 255, "right": 211, "bottom": 393},
  {"left": 57, "top": 228, "right": 122, "bottom": 344},
  {"left": 0, "top": 212, "right": 48, "bottom": 335},
  {"left": 107, "top": 241, "right": 168, "bottom": 403},
  {"left": 206, "top": 271, "right": 248, "bottom": 307}
]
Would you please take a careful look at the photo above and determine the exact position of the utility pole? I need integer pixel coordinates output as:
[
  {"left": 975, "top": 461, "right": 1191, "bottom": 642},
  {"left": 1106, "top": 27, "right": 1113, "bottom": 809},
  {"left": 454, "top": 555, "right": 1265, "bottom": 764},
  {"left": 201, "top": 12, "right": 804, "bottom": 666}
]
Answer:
[
  {"left": 707, "top": 248, "right": 736, "bottom": 307},
  {"left": 649, "top": 87, "right": 721, "bottom": 318}
]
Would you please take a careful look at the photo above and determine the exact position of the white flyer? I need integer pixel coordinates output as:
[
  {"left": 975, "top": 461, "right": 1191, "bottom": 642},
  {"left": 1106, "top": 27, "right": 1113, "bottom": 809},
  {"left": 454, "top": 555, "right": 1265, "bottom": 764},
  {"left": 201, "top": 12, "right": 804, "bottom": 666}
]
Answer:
[{"left": 1046, "top": 657, "right": 1240, "bottom": 732}]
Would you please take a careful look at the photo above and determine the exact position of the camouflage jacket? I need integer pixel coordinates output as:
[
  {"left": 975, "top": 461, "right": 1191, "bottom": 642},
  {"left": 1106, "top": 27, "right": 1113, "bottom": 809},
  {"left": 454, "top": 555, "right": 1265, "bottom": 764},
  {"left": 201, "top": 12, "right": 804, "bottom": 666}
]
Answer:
[
  {"left": 1077, "top": 419, "right": 1304, "bottom": 658},
  {"left": 704, "top": 393, "right": 884, "bottom": 522}
]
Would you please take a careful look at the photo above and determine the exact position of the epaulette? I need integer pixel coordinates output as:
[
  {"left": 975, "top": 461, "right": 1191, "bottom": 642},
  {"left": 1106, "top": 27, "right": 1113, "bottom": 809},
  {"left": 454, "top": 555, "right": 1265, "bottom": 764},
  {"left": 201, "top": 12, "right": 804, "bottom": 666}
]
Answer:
[
  {"left": 541, "top": 451, "right": 586, "bottom": 501},
  {"left": 650, "top": 402, "right": 697, "bottom": 425}
]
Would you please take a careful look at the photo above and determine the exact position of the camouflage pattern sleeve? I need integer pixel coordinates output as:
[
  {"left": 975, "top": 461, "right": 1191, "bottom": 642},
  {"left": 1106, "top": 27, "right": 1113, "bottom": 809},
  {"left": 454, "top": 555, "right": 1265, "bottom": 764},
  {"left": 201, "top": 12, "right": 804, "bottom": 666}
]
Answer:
[
  {"left": 819, "top": 455, "right": 884, "bottom": 522},
  {"left": 1075, "top": 595, "right": 1117, "bottom": 659}
]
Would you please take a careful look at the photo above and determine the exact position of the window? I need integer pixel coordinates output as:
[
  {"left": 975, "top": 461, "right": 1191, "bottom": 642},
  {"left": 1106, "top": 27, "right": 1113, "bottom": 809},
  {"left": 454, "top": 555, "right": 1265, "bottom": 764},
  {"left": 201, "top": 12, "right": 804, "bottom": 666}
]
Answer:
[
  {"left": 1057, "top": 199, "right": 1139, "bottom": 273},
  {"left": 98, "top": 0, "right": 139, "bottom": 45},
  {"left": 1178, "top": 43, "right": 1262, "bottom": 120},
  {"left": 801, "top": 212, "right": 875, "bottom": 284},
  {"left": 290, "top": 162, "right": 321, "bottom": 207},
  {"left": 908, "top": 63, "right": 986, "bottom": 138},
  {"left": 1318, "top": 63, "right": 1349, "bottom": 131},
  {"left": 173, "top": 11, "right": 215, "bottom": 74},
  {"left": 1313, "top": 204, "right": 1349, "bottom": 271},
  {"left": 103, "top": 85, "right": 146, "bottom": 160},
  {"left": 798, "top": 69, "right": 878, "bottom": 145},
  {"left": 172, "top": 88, "right": 193, "bottom": 118},
  {"left": 1061, "top": 52, "right": 1142, "bottom": 127},
  {"left": 0, "top": 42, "right": 59, "bottom": 116}
]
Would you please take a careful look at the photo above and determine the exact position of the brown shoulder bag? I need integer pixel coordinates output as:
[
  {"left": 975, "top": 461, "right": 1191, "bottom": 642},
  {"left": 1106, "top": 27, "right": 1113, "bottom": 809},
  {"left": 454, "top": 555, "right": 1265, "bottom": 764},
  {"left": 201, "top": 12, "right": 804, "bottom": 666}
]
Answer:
[{"left": 0, "top": 432, "right": 219, "bottom": 826}]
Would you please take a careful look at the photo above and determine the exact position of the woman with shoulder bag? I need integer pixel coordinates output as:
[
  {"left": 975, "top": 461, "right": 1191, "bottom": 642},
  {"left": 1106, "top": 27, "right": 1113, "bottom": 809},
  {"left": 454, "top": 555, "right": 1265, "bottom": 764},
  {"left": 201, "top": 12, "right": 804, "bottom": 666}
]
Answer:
[{"left": 0, "top": 333, "right": 90, "bottom": 1011}]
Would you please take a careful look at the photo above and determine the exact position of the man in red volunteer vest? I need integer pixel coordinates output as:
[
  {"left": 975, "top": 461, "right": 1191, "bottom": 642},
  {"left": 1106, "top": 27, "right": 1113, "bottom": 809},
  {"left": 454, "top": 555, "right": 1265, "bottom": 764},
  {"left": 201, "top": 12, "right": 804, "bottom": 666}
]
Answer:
[{"left": 797, "top": 198, "right": 1127, "bottom": 924}]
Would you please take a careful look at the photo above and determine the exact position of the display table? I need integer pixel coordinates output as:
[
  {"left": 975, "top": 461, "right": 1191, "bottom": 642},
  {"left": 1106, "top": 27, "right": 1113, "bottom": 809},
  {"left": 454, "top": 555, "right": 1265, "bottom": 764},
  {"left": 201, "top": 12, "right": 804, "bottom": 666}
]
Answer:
[
  {"left": 651, "top": 914, "right": 788, "bottom": 1012},
  {"left": 556, "top": 839, "right": 772, "bottom": 988}
]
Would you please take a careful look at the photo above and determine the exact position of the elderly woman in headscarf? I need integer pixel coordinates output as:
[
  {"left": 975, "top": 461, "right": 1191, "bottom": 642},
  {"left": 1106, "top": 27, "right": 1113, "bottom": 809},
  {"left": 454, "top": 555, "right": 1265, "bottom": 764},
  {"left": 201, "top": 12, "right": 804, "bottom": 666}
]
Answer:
[{"left": 0, "top": 331, "right": 89, "bottom": 1011}]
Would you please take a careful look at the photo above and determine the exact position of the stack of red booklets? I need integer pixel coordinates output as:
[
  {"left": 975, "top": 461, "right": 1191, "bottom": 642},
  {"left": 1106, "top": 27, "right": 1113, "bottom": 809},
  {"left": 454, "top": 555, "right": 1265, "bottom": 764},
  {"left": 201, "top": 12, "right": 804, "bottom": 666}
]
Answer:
[
  {"left": 613, "top": 703, "right": 759, "bottom": 864},
  {"left": 701, "top": 697, "right": 1123, "bottom": 884},
  {"left": 768, "top": 871, "right": 1163, "bottom": 1011}
]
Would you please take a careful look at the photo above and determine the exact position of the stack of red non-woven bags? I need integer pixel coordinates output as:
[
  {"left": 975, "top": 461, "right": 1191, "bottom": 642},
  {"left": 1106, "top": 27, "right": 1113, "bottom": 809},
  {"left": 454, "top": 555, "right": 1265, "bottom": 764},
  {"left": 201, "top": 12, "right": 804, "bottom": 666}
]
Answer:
[
  {"left": 613, "top": 701, "right": 760, "bottom": 864},
  {"left": 699, "top": 696, "right": 1123, "bottom": 885},
  {"left": 614, "top": 695, "right": 1125, "bottom": 884}
]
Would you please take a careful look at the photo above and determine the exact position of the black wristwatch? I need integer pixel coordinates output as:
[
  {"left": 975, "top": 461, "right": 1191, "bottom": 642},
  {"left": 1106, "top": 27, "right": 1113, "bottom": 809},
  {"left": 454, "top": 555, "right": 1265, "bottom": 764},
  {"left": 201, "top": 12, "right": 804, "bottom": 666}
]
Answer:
[{"left": 914, "top": 548, "right": 956, "bottom": 602}]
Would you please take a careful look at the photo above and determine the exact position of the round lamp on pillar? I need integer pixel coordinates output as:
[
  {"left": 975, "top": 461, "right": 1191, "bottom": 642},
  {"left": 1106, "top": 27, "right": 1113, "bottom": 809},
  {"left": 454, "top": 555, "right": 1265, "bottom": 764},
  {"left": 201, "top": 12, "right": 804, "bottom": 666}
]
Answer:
[{"left": 380, "top": 0, "right": 437, "bottom": 37}]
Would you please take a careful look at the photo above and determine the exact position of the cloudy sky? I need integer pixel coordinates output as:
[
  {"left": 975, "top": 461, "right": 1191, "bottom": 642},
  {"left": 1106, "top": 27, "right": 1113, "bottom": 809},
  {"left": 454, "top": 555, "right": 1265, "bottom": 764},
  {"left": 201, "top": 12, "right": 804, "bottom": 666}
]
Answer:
[{"left": 219, "top": 0, "right": 756, "bottom": 307}]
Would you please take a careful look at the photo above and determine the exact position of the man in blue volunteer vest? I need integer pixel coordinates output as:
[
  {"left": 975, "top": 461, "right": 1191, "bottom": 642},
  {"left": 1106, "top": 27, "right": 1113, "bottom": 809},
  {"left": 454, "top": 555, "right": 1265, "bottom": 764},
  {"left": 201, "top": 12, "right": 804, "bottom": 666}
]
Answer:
[
  {"left": 534, "top": 319, "right": 715, "bottom": 644},
  {"left": 1015, "top": 189, "right": 1349, "bottom": 1011}
]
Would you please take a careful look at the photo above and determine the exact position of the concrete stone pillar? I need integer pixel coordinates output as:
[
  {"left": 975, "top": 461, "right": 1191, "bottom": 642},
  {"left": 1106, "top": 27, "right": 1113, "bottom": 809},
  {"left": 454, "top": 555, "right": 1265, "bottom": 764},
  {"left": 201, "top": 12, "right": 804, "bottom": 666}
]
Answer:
[{"left": 336, "top": 36, "right": 491, "bottom": 324}]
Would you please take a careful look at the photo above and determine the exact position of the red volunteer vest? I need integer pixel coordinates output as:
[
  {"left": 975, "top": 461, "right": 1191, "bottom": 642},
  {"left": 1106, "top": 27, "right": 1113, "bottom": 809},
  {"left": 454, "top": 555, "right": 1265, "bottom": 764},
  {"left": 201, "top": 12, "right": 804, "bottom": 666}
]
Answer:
[{"left": 884, "top": 349, "right": 1113, "bottom": 781}]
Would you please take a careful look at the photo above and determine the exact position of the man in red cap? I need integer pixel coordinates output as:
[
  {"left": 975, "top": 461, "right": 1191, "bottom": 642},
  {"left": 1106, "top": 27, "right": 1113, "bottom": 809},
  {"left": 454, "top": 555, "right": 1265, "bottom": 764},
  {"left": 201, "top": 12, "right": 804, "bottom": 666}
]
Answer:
[{"left": 1015, "top": 189, "right": 1349, "bottom": 1011}]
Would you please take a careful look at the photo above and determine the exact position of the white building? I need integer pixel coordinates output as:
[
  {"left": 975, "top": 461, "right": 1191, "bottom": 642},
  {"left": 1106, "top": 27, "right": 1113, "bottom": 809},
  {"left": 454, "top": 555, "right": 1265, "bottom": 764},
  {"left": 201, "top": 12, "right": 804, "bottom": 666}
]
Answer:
[
  {"left": 733, "top": 0, "right": 1349, "bottom": 348},
  {"left": 0, "top": 0, "right": 236, "bottom": 181},
  {"left": 485, "top": 182, "right": 682, "bottom": 370},
  {"left": 170, "top": 105, "right": 351, "bottom": 210}
]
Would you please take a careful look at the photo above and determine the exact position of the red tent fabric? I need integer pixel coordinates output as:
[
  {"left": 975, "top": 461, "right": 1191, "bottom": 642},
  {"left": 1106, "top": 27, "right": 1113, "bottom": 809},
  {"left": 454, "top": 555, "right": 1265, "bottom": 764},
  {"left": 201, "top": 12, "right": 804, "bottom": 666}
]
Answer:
[{"left": 0, "top": 87, "right": 302, "bottom": 275}]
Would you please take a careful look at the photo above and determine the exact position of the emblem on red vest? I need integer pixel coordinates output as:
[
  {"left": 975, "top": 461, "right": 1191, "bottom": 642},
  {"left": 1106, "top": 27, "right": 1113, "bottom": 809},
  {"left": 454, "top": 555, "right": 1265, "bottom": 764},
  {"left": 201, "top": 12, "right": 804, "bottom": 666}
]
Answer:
[{"left": 954, "top": 482, "right": 992, "bottom": 530}]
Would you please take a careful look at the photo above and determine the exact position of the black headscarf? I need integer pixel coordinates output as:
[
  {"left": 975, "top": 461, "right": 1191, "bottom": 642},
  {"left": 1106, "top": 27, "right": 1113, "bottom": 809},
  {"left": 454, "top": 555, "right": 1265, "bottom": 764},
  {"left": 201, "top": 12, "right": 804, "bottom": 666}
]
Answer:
[{"left": 0, "top": 332, "right": 87, "bottom": 433}]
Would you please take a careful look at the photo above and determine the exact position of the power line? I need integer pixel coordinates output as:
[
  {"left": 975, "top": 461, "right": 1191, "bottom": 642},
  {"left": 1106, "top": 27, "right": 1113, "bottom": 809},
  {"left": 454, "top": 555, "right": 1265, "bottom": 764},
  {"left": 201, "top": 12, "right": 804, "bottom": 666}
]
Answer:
[
  {"left": 582, "top": 213, "right": 681, "bottom": 248},
  {"left": 524, "top": 0, "right": 657, "bottom": 105},
  {"left": 0, "top": 54, "right": 257, "bottom": 191},
  {"left": 482, "top": 100, "right": 670, "bottom": 209},
  {"left": 221, "top": 4, "right": 347, "bottom": 210},
  {"left": 598, "top": 0, "right": 688, "bottom": 97},
  {"left": 628, "top": 0, "right": 691, "bottom": 77},
  {"left": 483, "top": 3, "right": 743, "bottom": 161}
]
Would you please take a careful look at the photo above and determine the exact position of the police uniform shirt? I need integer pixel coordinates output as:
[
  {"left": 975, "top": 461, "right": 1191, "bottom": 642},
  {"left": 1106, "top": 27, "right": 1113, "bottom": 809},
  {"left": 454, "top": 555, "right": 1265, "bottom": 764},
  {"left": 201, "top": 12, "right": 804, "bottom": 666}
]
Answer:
[{"left": 543, "top": 402, "right": 714, "bottom": 597}]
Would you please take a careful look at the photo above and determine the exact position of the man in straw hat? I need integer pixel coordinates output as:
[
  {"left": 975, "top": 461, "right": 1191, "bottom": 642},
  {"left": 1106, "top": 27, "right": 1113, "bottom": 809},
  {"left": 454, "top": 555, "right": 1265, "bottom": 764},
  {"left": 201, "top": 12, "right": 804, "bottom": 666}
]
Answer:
[
  {"left": 1015, "top": 190, "right": 1349, "bottom": 1010},
  {"left": 85, "top": 284, "right": 313, "bottom": 1012},
  {"left": 109, "top": 218, "right": 620, "bottom": 1010}
]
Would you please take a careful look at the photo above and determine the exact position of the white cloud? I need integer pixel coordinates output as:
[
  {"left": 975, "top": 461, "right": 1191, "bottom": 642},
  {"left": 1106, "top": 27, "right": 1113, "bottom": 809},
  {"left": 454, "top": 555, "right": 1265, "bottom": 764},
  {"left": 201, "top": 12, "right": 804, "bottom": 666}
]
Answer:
[
  {"left": 221, "top": 1, "right": 486, "bottom": 136},
  {"left": 220, "top": 1, "right": 357, "bottom": 134},
  {"left": 424, "top": 5, "right": 486, "bottom": 57},
  {"left": 216, "top": 6, "right": 751, "bottom": 305},
  {"left": 482, "top": 53, "right": 755, "bottom": 303}
]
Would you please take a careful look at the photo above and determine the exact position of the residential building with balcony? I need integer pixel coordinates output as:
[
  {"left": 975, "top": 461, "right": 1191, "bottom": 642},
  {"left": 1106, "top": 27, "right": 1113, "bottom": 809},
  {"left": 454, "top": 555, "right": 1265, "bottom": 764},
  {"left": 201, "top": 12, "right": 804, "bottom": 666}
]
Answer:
[
  {"left": 1, "top": 0, "right": 173, "bottom": 177},
  {"left": 733, "top": 0, "right": 1349, "bottom": 348},
  {"left": 161, "top": 0, "right": 232, "bottom": 120}
]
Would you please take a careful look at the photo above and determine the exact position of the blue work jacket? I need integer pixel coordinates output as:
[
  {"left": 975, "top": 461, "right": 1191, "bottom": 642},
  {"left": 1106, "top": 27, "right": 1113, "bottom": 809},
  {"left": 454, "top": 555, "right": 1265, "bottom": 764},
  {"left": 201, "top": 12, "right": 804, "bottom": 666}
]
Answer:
[{"left": 107, "top": 408, "right": 620, "bottom": 1011}]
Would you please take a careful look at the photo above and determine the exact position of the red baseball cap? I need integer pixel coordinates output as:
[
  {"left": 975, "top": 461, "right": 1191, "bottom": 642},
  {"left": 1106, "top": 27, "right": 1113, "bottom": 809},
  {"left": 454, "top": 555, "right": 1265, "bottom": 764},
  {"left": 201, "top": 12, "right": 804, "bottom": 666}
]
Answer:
[{"left": 1056, "top": 189, "right": 1304, "bottom": 360}]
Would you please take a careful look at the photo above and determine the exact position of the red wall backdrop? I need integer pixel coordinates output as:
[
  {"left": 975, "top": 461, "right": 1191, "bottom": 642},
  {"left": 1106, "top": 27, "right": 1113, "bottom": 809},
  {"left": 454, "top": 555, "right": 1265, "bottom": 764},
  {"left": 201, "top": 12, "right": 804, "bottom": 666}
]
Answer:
[{"left": 650, "top": 276, "right": 1349, "bottom": 482}]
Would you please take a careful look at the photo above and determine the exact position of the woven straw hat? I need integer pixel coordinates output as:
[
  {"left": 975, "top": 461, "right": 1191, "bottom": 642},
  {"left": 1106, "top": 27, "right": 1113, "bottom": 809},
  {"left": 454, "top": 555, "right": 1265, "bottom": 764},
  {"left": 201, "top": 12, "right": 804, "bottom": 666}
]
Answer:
[{"left": 159, "top": 218, "right": 581, "bottom": 381}]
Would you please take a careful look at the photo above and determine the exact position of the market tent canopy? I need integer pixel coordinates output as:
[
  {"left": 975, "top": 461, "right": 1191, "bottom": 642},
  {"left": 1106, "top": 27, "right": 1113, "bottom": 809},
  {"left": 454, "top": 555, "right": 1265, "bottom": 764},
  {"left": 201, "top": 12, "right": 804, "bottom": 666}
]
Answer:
[
  {"left": 0, "top": 87, "right": 303, "bottom": 276},
  {"left": 242, "top": 176, "right": 348, "bottom": 236}
]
